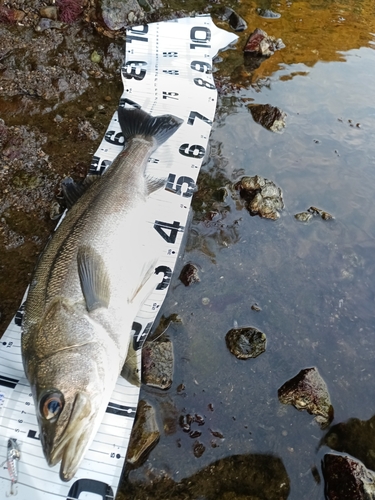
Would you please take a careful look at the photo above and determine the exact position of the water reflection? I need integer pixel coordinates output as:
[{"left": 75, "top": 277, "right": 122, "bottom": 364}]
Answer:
[{"left": 120, "top": 453, "right": 290, "bottom": 499}]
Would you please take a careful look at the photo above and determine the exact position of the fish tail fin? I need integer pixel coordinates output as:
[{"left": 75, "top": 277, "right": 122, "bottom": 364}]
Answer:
[{"left": 117, "top": 106, "right": 183, "bottom": 147}]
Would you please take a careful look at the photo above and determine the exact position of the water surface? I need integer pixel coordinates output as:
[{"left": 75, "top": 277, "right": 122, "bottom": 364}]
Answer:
[{"left": 121, "top": 1, "right": 375, "bottom": 498}]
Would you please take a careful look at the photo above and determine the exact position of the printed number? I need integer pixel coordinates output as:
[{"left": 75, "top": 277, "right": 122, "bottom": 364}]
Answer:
[
  {"left": 126, "top": 25, "right": 149, "bottom": 43},
  {"left": 122, "top": 61, "right": 147, "bottom": 81},
  {"left": 155, "top": 266, "right": 172, "bottom": 290},
  {"left": 162, "top": 91, "right": 179, "bottom": 100},
  {"left": 163, "top": 52, "right": 178, "bottom": 57},
  {"left": 190, "top": 60, "right": 212, "bottom": 74},
  {"left": 105, "top": 130, "right": 124, "bottom": 146},
  {"left": 154, "top": 220, "right": 184, "bottom": 243},
  {"left": 187, "top": 110, "right": 212, "bottom": 126},
  {"left": 89, "top": 157, "right": 111, "bottom": 176},
  {"left": 190, "top": 27, "right": 211, "bottom": 49},
  {"left": 132, "top": 321, "right": 153, "bottom": 351},
  {"left": 194, "top": 77, "right": 215, "bottom": 90},
  {"left": 165, "top": 173, "right": 196, "bottom": 197},
  {"left": 179, "top": 143, "right": 205, "bottom": 159},
  {"left": 163, "top": 69, "right": 179, "bottom": 75}
]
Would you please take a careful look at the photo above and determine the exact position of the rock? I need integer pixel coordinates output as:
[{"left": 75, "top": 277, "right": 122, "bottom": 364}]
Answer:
[
  {"left": 320, "top": 415, "right": 375, "bottom": 473},
  {"left": 101, "top": 0, "right": 145, "bottom": 30},
  {"left": 36, "top": 18, "right": 64, "bottom": 31},
  {"left": 40, "top": 6, "right": 58, "bottom": 20},
  {"left": 225, "top": 327, "right": 266, "bottom": 359},
  {"left": 235, "top": 175, "right": 284, "bottom": 220},
  {"left": 248, "top": 104, "right": 286, "bottom": 133},
  {"left": 295, "top": 207, "right": 334, "bottom": 223},
  {"left": 323, "top": 453, "right": 375, "bottom": 499},
  {"left": 278, "top": 367, "right": 334, "bottom": 429},
  {"left": 179, "top": 263, "right": 200, "bottom": 286},
  {"left": 222, "top": 7, "right": 247, "bottom": 32},
  {"left": 256, "top": 8, "right": 281, "bottom": 19},
  {"left": 78, "top": 120, "right": 99, "bottom": 141},
  {"left": 122, "top": 453, "right": 290, "bottom": 499},
  {"left": 142, "top": 339, "right": 174, "bottom": 389},
  {"left": 126, "top": 400, "right": 160, "bottom": 466},
  {"left": 0, "top": 6, "right": 25, "bottom": 23},
  {"left": 295, "top": 212, "right": 313, "bottom": 223},
  {"left": 244, "top": 28, "right": 285, "bottom": 57}
]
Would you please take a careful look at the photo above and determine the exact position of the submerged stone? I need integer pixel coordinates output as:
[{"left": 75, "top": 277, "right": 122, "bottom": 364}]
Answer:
[
  {"left": 142, "top": 339, "right": 174, "bottom": 389},
  {"left": 248, "top": 104, "right": 286, "bottom": 133},
  {"left": 256, "top": 8, "right": 281, "bottom": 19},
  {"left": 323, "top": 453, "right": 375, "bottom": 499},
  {"left": 226, "top": 327, "right": 266, "bottom": 359},
  {"left": 235, "top": 175, "right": 284, "bottom": 220},
  {"left": 278, "top": 367, "right": 334, "bottom": 429},
  {"left": 126, "top": 400, "right": 160, "bottom": 466},
  {"left": 179, "top": 263, "right": 200, "bottom": 286},
  {"left": 295, "top": 212, "right": 313, "bottom": 223},
  {"left": 244, "top": 28, "right": 285, "bottom": 57}
]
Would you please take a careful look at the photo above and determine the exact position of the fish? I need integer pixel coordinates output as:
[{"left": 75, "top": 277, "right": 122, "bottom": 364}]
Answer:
[
  {"left": 21, "top": 106, "right": 183, "bottom": 481},
  {"left": 1, "top": 438, "right": 21, "bottom": 495}
]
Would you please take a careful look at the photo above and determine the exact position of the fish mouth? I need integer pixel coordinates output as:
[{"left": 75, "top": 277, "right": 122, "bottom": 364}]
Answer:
[{"left": 48, "top": 392, "right": 94, "bottom": 482}]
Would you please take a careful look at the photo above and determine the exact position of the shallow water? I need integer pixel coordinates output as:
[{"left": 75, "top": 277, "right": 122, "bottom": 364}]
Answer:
[
  {"left": 1, "top": 0, "right": 375, "bottom": 497},
  {"left": 120, "top": 1, "right": 375, "bottom": 498}
]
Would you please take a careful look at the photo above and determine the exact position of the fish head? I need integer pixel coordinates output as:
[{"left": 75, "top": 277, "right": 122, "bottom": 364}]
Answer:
[
  {"left": 26, "top": 301, "right": 119, "bottom": 482},
  {"left": 34, "top": 347, "right": 111, "bottom": 481}
]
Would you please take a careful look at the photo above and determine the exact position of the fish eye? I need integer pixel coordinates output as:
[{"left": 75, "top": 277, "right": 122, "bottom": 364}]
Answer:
[{"left": 39, "top": 391, "right": 64, "bottom": 421}]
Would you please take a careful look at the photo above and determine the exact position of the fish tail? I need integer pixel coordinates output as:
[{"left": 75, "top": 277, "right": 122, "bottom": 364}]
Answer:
[{"left": 117, "top": 106, "right": 183, "bottom": 147}]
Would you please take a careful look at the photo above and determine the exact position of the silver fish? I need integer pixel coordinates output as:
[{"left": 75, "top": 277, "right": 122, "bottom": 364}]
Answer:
[
  {"left": 21, "top": 107, "right": 183, "bottom": 481},
  {"left": 1, "top": 438, "right": 21, "bottom": 495}
]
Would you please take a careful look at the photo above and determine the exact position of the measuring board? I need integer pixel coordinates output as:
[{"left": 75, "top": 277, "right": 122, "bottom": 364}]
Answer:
[{"left": 0, "top": 15, "right": 237, "bottom": 499}]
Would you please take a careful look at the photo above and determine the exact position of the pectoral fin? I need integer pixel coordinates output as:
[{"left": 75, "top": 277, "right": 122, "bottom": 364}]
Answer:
[
  {"left": 77, "top": 246, "right": 110, "bottom": 312},
  {"left": 121, "top": 341, "right": 140, "bottom": 387}
]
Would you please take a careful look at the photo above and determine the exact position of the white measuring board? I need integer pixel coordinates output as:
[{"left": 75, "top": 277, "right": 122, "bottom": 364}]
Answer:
[{"left": 0, "top": 15, "right": 237, "bottom": 500}]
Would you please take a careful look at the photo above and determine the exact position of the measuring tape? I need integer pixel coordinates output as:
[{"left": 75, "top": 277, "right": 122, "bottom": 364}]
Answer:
[{"left": 0, "top": 16, "right": 237, "bottom": 499}]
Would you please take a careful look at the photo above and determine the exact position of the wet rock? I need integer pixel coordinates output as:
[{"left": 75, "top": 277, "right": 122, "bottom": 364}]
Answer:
[
  {"left": 295, "top": 212, "right": 313, "bottom": 223},
  {"left": 235, "top": 175, "right": 284, "bottom": 220},
  {"left": 321, "top": 415, "right": 375, "bottom": 472},
  {"left": 295, "top": 207, "right": 334, "bottom": 223},
  {"left": 322, "top": 453, "right": 375, "bottom": 499},
  {"left": 278, "top": 367, "right": 334, "bottom": 429},
  {"left": 179, "top": 263, "right": 200, "bottom": 286},
  {"left": 78, "top": 120, "right": 100, "bottom": 141},
  {"left": 244, "top": 28, "right": 285, "bottom": 57},
  {"left": 308, "top": 206, "right": 334, "bottom": 220},
  {"left": 126, "top": 400, "right": 160, "bottom": 466},
  {"left": 0, "top": 5, "right": 25, "bottom": 23},
  {"left": 256, "top": 8, "right": 281, "bottom": 19},
  {"left": 222, "top": 7, "right": 247, "bottom": 32},
  {"left": 248, "top": 104, "right": 286, "bottom": 133},
  {"left": 40, "top": 6, "right": 58, "bottom": 20},
  {"left": 251, "top": 303, "right": 261, "bottom": 311},
  {"left": 193, "top": 441, "right": 206, "bottom": 458},
  {"left": 142, "top": 339, "right": 173, "bottom": 389},
  {"left": 101, "top": 0, "right": 145, "bottom": 30},
  {"left": 226, "top": 327, "right": 266, "bottom": 359},
  {"left": 122, "top": 453, "right": 290, "bottom": 499}
]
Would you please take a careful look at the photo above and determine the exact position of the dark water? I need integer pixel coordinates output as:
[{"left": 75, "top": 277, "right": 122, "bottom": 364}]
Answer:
[{"left": 120, "top": 1, "right": 375, "bottom": 498}]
